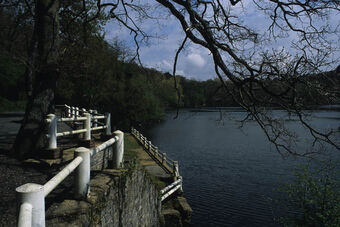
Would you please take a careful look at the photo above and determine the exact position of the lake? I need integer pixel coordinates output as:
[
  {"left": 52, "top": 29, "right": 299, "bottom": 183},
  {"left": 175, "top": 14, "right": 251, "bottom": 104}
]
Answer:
[{"left": 144, "top": 107, "right": 340, "bottom": 226}]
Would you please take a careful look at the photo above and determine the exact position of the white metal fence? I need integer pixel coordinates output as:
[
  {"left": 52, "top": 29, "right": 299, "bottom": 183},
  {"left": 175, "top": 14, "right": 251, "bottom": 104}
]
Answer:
[
  {"left": 16, "top": 132, "right": 124, "bottom": 227},
  {"left": 131, "top": 127, "right": 183, "bottom": 202},
  {"left": 16, "top": 105, "right": 124, "bottom": 227},
  {"left": 46, "top": 105, "right": 111, "bottom": 150}
]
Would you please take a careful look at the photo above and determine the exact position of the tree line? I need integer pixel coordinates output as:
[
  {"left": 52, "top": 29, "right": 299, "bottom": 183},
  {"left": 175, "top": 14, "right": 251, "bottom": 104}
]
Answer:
[{"left": 0, "top": 0, "right": 339, "bottom": 158}]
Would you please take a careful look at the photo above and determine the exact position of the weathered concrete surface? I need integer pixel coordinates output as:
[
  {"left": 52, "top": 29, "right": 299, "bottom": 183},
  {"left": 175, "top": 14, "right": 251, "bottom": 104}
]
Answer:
[
  {"left": 44, "top": 134, "right": 192, "bottom": 227},
  {"left": 127, "top": 134, "right": 192, "bottom": 226},
  {"left": 176, "top": 197, "right": 193, "bottom": 226},
  {"left": 127, "top": 141, "right": 172, "bottom": 180},
  {"left": 162, "top": 209, "right": 183, "bottom": 227},
  {"left": 46, "top": 163, "right": 162, "bottom": 227}
]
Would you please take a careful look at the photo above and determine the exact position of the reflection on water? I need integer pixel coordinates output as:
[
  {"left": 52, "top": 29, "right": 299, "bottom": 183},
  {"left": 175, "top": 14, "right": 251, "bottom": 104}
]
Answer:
[{"left": 145, "top": 108, "right": 340, "bottom": 227}]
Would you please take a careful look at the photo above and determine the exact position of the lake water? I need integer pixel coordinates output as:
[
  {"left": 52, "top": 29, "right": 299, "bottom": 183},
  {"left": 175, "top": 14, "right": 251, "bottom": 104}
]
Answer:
[{"left": 144, "top": 107, "right": 340, "bottom": 226}]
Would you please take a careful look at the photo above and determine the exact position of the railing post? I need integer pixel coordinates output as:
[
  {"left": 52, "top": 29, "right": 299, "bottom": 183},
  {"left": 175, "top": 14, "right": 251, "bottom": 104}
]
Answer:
[
  {"left": 179, "top": 176, "right": 183, "bottom": 192},
  {"left": 89, "top": 109, "right": 93, "bottom": 121},
  {"left": 93, "top": 110, "right": 98, "bottom": 127},
  {"left": 67, "top": 106, "right": 71, "bottom": 117},
  {"left": 81, "top": 108, "right": 86, "bottom": 115},
  {"left": 75, "top": 107, "right": 79, "bottom": 117},
  {"left": 105, "top": 112, "right": 111, "bottom": 135},
  {"left": 84, "top": 113, "right": 91, "bottom": 141},
  {"left": 71, "top": 106, "right": 75, "bottom": 117},
  {"left": 173, "top": 161, "right": 179, "bottom": 177},
  {"left": 112, "top": 130, "right": 124, "bottom": 169},
  {"left": 47, "top": 114, "right": 57, "bottom": 149},
  {"left": 162, "top": 152, "right": 166, "bottom": 164},
  {"left": 74, "top": 147, "right": 90, "bottom": 198},
  {"left": 16, "top": 183, "right": 45, "bottom": 227},
  {"left": 148, "top": 141, "right": 152, "bottom": 153}
]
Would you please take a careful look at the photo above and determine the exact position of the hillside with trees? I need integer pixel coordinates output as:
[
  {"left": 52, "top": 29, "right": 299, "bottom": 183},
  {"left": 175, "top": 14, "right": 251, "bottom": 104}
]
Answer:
[{"left": 0, "top": 0, "right": 339, "bottom": 159}]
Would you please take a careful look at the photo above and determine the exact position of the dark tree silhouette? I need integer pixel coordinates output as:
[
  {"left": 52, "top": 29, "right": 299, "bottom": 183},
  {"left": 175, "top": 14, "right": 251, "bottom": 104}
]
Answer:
[
  {"left": 101, "top": 0, "right": 340, "bottom": 155},
  {"left": 3, "top": 0, "right": 339, "bottom": 157}
]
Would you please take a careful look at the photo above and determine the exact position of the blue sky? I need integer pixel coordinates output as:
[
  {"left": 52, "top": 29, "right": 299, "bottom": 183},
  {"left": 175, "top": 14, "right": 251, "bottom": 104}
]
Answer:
[{"left": 104, "top": 1, "right": 340, "bottom": 81}]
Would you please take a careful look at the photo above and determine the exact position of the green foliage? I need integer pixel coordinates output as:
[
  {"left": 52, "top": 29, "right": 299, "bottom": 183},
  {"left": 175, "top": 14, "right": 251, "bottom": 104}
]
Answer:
[
  {"left": 279, "top": 163, "right": 340, "bottom": 227},
  {"left": 0, "top": 97, "right": 26, "bottom": 112},
  {"left": 0, "top": 55, "right": 26, "bottom": 101},
  {"left": 56, "top": 33, "right": 177, "bottom": 129}
]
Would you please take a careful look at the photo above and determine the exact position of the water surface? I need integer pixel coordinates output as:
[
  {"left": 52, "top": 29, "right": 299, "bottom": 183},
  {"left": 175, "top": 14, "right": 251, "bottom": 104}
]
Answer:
[{"left": 145, "top": 108, "right": 340, "bottom": 226}]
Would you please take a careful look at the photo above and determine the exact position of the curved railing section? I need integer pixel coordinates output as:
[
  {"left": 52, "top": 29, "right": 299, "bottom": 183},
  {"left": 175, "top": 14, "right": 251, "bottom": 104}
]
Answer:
[{"left": 131, "top": 127, "right": 183, "bottom": 202}]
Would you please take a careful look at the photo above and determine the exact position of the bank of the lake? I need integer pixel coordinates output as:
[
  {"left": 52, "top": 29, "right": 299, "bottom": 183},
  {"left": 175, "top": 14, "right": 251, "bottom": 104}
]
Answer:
[{"left": 143, "top": 107, "right": 340, "bottom": 226}]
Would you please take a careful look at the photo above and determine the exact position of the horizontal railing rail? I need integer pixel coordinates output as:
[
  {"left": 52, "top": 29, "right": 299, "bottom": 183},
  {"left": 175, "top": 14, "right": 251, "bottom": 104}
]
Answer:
[
  {"left": 16, "top": 131, "right": 124, "bottom": 227},
  {"left": 160, "top": 178, "right": 182, "bottom": 201}
]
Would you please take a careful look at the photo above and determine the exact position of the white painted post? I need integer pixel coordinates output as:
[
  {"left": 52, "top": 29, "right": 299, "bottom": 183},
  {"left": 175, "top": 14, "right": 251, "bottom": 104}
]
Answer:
[
  {"left": 47, "top": 114, "right": 57, "bottom": 149},
  {"left": 112, "top": 130, "right": 124, "bottom": 169},
  {"left": 84, "top": 113, "right": 91, "bottom": 141},
  {"left": 173, "top": 161, "right": 178, "bottom": 176},
  {"left": 162, "top": 152, "right": 166, "bottom": 164},
  {"left": 93, "top": 110, "right": 98, "bottom": 127},
  {"left": 16, "top": 183, "right": 45, "bottom": 227},
  {"left": 105, "top": 112, "right": 111, "bottom": 135},
  {"left": 71, "top": 106, "right": 75, "bottom": 117},
  {"left": 89, "top": 110, "right": 94, "bottom": 129},
  {"left": 148, "top": 141, "right": 152, "bottom": 154},
  {"left": 75, "top": 107, "right": 79, "bottom": 117},
  {"left": 74, "top": 147, "right": 90, "bottom": 198},
  {"left": 68, "top": 106, "right": 71, "bottom": 117},
  {"left": 18, "top": 203, "right": 32, "bottom": 227},
  {"left": 179, "top": 176, "right": 183, "bottom": 192},
  {"left": 78, "top": 108, "right": 86, "bottom": 140}
]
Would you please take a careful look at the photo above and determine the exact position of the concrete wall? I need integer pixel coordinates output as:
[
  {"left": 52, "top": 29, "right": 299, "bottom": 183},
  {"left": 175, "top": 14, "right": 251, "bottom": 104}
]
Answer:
[
  {"left": 90, "top": 146, "right": 113, "bottom": 171},
  {"left": 45, "top": 163, "right": 161, "bottom": 227}
]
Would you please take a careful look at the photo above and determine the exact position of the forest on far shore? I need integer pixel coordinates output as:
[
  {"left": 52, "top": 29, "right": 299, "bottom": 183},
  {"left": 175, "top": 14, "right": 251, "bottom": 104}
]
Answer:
[{"left": 1, "top": 2, "right": 339, "bottom": 130}]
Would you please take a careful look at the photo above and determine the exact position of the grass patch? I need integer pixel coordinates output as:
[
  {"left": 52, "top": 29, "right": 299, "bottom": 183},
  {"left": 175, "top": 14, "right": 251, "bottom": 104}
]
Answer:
[
  {"left": 123, "top": 133, "right": 140, "bottom": 160},
  {"left": 124, "top": 133, "right": 140, "bottom": 150},
  {"left": 148, "top": 174, "right": 167, "bottom": 191}
]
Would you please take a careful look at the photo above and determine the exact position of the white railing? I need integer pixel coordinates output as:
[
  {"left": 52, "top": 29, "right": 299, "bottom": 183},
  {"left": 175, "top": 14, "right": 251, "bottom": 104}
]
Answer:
[
  {"left": 46, "top": 105, "right": 111, "bottom": 150},
  {"left": 131, "top": 128, "right": 179, "bottom": 175},
  {"left": 56, "top": 104, "right": 94, "bottom": 118},
  {"left": 160, "top": 178, "right": 183, "bottom": 201},
  {"left": 131, "top": 127, "right": 182, "bottom": 201},
  {"left": 16, "top": 131, "right": 124, "bottom": 227}
]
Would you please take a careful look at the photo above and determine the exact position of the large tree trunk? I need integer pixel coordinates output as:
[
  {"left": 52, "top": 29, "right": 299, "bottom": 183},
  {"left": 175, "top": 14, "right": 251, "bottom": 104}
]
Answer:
[{"left": 13, "top": 0, "right": 59, "bottom": 159}]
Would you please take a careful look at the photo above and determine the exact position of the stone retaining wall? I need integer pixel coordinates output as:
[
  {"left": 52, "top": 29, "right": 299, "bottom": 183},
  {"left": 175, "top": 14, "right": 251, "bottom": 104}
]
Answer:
[
  {"left": 45, "top": 163, "right": 162, "bottom": 226},
  {"left": 90, "top": 146, "right": 113, "bottom": 170}
]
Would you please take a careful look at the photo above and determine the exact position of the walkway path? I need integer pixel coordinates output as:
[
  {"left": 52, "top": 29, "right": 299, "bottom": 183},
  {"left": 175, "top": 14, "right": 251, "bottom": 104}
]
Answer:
[{"left": 124, "top": 134, "right": 172, "bottom": 181}]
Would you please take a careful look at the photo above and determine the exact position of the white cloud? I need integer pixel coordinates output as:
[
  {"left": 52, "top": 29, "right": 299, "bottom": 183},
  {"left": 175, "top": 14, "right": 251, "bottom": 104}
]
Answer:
[
  {"left": 176, "top": 70, "right": 185, "bottom": 76},
  {"left": 161, "top": 60, "right": 172, "bottom": 69},
  {"left": 187, "top": 53, "right": 206, "bottom": 67},
  {"left": 104, "top": 0, "right": 340, "bottom": 80}
]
